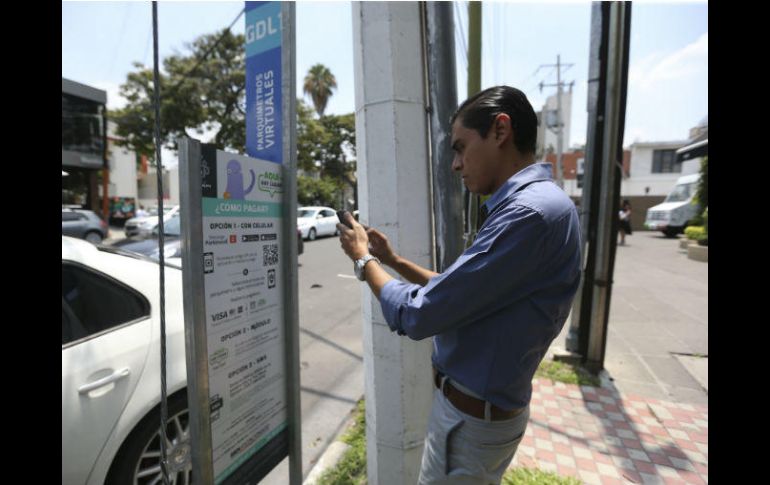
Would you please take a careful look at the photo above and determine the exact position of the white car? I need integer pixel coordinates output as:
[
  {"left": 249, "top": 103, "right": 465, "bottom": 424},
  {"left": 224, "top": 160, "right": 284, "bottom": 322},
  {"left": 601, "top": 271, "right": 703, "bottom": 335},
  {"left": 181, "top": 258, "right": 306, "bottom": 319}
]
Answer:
[
  {"left": 62, "top": 236, "right": 190, "bottom": 484},
  {"left": 297, "top": 206, "right": 340, "bottom": 241},
  {"left": 124, "top": 205, "right": 180, "bottom": 238}
]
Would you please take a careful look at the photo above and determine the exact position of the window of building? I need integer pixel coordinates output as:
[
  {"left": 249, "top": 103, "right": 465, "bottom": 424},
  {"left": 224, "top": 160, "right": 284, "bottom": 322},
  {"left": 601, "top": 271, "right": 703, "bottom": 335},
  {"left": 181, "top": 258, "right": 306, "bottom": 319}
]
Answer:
[
  {"left": 62, "top": 262, "right": 150, "bottom": 345},
  {"left": 62, "top": 93, "right": 105, "bottom": 157},
  {"left": 652, "top": 149, "right": 681, "bottom": 173}
]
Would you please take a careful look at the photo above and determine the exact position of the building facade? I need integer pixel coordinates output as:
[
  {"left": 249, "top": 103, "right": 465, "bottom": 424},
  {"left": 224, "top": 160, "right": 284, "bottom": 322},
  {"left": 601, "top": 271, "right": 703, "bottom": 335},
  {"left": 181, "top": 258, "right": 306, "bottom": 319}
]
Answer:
[{"left": 62, "top": 78, "right": 107, "bottom": 214}]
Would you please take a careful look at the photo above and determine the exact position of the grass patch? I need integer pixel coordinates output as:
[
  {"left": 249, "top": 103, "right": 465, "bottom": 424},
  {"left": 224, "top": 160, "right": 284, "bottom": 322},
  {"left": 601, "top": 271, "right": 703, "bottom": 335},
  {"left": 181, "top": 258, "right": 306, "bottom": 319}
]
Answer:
[
  {"left": 503, "top": 467, "right": 582, "bottom": 485},
  {"left": 316, "top": 400, "right": 582, "bottom": 485},
  {"left": 535, "top": 359, "right": 600, "bottom": 387},
  {"left": 316, "top": 399, "right": 367, "bottom": 485}
]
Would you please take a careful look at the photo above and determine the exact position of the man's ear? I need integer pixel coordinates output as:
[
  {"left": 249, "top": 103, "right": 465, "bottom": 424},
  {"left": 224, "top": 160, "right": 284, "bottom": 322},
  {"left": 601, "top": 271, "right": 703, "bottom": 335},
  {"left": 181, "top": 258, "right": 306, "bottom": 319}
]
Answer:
[{"left": 494, "top": 113, "right": 512, "bottom": 147}]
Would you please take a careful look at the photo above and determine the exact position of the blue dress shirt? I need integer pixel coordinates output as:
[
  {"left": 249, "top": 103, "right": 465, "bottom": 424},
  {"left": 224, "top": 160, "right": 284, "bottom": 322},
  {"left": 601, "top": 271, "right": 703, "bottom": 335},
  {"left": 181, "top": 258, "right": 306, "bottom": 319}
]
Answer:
[{"left": 379, "top": 163, "right": 582, "bottom": 410}]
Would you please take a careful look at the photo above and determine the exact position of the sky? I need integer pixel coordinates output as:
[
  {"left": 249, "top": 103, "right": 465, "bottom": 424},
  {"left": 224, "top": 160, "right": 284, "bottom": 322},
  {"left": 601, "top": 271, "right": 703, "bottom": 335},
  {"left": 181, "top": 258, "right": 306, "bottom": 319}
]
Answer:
[{"left": 62, "top": 1, "right": 708, "bottom": 163}]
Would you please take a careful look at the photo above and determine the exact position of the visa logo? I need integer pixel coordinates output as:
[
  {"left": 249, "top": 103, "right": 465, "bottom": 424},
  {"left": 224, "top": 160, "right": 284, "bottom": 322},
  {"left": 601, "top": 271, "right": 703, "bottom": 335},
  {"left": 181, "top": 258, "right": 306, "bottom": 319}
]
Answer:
[{"left": 211, "top": 311, "right": 228, "bottom": 322}]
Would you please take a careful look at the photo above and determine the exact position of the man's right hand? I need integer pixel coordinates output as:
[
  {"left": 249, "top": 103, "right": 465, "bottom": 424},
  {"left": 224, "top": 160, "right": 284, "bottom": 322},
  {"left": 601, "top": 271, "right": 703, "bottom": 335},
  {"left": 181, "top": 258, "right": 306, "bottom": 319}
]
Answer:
[{"left": 367, "top": 228, "right": 397, "bottom": 266}]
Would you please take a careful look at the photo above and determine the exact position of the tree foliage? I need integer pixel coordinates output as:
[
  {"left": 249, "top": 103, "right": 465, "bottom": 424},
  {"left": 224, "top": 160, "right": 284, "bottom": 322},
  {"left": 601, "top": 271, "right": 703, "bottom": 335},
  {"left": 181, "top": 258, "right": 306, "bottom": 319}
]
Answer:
[
  {"left": 109, "top": 29, "right": 246, "bottom": 161},
  {"left": 109, "top": 29, "right": 356, "bottom": 207},
  {"left": 695, "top": 156, "right": 708, "bottom": 210},
  {"left": 303, "top": 63, "right": 338, "bottom": 117},
  {"left": 297, "top": 175, "right": 342, "bottom": 207}
]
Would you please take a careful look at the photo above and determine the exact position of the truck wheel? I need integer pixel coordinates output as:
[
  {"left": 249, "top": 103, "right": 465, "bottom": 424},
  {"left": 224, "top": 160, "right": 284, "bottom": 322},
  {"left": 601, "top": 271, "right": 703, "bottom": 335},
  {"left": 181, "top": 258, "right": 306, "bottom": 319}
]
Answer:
[{"left": 663, "top": 228, "right": 679, "bottom": 238}]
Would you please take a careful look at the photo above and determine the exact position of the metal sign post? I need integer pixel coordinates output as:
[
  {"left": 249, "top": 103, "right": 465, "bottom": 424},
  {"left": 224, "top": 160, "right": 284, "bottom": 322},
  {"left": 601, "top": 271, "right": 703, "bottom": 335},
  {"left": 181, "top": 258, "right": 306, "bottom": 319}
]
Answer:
[{"left": 180, "top": 2, "right": 299, "bottom": 483}]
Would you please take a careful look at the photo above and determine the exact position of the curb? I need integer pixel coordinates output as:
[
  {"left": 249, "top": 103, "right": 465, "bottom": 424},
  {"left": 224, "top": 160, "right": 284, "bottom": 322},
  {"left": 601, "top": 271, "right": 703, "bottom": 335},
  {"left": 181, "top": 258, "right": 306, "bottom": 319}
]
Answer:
[
  {"left": 302, "top": 398, "right": 362, "bottom": 485},
  {"left": 303, "top": 441, "right": 352, "bottom": 485}
]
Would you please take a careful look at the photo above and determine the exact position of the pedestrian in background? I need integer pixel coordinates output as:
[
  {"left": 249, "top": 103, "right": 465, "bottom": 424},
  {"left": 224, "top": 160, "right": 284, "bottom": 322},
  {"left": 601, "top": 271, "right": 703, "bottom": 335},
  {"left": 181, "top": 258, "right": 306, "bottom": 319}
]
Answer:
[{"left": 618, "top": 199, "right": 632, "bottom": 246}]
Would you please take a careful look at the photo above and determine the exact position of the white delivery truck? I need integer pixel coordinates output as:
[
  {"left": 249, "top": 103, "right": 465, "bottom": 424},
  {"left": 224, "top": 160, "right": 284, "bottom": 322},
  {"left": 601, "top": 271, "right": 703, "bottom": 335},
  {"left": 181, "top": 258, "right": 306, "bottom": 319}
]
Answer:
[{"left": 645, "top": 173, "right": 702, "bottom": 237}]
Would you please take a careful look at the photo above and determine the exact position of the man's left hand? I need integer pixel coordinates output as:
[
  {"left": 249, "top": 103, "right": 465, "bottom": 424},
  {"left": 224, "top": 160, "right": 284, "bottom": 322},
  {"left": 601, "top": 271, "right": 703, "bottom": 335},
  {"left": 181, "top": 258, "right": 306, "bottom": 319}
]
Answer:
[{"left": 337, "top": 212, "right": 369, "bottom": 261}]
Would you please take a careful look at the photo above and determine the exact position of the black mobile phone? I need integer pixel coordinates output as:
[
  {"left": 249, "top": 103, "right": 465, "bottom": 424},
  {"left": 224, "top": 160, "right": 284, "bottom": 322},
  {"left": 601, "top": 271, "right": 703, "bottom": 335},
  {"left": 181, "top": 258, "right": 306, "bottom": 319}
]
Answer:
[{"left": 337, "top": 210, "right": 353, "bottom": 229}]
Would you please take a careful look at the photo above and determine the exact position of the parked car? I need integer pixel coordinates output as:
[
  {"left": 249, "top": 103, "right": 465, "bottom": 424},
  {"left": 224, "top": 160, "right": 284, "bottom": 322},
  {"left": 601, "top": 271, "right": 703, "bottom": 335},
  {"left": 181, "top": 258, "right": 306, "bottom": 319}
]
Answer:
[
  {"left": 62, "top": 236, "right": 189, "bottom": 484},
  {"left": 124, "top": 205, "right": 180, "bottom": 238},
  {"left": 645, "top": 174, "right": 702, "bottom": 237},
  {"left": 297, "top": 206, "right": 340, "bottom": 241},
  {"left": 62, "top": 208, "right": 109, "bottom": 244}
]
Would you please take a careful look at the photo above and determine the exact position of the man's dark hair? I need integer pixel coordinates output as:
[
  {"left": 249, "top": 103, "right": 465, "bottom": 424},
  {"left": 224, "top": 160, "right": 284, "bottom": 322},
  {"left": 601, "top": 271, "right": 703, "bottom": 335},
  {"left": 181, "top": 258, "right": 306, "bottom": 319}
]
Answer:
[{"left": 451, "top": 85, "right": 538, "bottom": 155}]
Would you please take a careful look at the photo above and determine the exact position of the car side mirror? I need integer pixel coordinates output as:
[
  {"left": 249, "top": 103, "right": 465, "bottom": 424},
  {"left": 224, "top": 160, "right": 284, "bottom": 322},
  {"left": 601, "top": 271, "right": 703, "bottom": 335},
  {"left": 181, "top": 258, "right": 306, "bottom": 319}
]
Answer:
[{"left": 317, "top": 214, "right": 323, "bottom": 219}]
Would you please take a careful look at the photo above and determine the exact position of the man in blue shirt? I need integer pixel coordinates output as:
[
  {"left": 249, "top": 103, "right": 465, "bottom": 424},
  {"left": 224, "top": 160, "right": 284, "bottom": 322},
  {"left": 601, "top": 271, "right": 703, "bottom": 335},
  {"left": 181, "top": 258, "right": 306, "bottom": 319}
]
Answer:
[{"left": 337, "top": 85, "right": 581, "bottom": 484}]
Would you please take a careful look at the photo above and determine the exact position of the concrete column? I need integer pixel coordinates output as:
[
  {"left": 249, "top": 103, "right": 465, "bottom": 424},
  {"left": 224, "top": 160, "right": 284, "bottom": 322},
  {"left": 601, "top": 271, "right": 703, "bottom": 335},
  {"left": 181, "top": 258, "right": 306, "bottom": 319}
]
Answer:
[{"left": 352, "top": 2, "right": 434, "bottom": 484}]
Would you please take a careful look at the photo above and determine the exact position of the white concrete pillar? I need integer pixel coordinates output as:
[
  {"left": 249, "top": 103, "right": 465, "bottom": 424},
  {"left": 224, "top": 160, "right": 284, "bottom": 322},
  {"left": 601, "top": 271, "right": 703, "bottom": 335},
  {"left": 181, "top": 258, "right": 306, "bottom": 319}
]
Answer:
[{"left": 352, "top": 2, "right": 435, "bottom": 484}]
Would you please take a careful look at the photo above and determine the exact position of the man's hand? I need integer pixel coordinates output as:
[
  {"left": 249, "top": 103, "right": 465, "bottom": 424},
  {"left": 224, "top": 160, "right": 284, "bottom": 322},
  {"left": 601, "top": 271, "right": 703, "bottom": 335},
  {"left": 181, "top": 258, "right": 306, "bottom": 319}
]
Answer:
[
  {"left": 337, "top": 212, "right": 370, "bottom": 261},
  {"left": 367, "top": 228, "right": 397, "bottom": 266}
]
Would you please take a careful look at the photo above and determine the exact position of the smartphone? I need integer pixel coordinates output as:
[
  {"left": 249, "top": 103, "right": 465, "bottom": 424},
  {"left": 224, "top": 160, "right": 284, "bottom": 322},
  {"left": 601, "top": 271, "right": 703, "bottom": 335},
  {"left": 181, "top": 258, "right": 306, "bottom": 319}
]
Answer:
[
  {"left": 337, "top": 210, "right": 369, "bottom": 230},
  {"left": 337, "top": 210, "right": 353, "bottom": 229}
]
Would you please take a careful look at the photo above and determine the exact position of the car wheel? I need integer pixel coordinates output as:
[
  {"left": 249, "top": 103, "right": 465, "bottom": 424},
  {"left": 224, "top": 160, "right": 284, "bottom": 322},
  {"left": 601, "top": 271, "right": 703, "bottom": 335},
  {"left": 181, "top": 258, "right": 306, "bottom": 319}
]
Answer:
[
  {"left": 308, "top": 228, "right": 317, "bottom": 241},
  {"left": 662, "top": 228, "right": 679, "bottom": 238},
  {"left": 85, "top": 231, "right": 103, "bottom": 244},
  {"left": 106, "top": 392, "right": 191, "bottom": 485}
]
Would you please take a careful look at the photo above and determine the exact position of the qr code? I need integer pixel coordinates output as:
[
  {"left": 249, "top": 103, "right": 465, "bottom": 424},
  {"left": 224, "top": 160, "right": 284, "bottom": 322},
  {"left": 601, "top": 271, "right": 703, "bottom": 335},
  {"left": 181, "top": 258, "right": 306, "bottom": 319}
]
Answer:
[{"left": 263, "top": 244, "right": 279, "bottom": 266}]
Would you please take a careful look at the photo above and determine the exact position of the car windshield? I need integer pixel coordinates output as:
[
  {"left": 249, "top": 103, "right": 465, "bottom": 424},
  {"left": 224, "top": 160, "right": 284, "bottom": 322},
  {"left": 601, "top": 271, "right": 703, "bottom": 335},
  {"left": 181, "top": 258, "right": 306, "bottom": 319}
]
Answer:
[
  {"left": 152, "top": 215, "right": 181, "bottom": 236},
  {"left": 664, "top": 183, "right": 694, "bottom": 203},
  {"left": 298, "top": 209, "right": 316, "bottom": 218}
]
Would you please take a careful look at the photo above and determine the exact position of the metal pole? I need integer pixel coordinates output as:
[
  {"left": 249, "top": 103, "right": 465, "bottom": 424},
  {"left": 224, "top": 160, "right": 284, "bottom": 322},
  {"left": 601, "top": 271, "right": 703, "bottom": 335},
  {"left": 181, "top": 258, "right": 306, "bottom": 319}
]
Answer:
[
  {"left": 586, "top": 1, "right": 631, "bottom": 371},
  {"left": 281, "top": 3, "right": 302, "bottom": 483},
  {"left": 467, "top": 1, "right": 481, "bottom": 97},
  {"left": 424, "top": 1, "right": 463, "bottom": 270},
  {"left": 556, "top": 55, "right": 565, "bottom": 188},
  {"left": 178, "top": 136, "right": 215, "bottom": 484},
  {"left": 465, "top": 0, "right": 482, "bottom": 247},
  {"left": 566, "top": 2, "right": 607, "bottom": 356},
  {"left": 151, "top": 3, "right": 170, "bottom": 483}
]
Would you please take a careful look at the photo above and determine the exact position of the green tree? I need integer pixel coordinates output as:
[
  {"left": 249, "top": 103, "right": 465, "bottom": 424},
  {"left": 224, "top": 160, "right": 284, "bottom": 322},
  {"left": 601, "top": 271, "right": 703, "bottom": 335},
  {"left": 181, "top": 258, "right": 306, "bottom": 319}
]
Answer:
[
  {"left": 303, "top": 64, "right": 337, "bottom": 117},
  {"left": 297, "top": 175, "right": 342, "bottom": 207},
  {"left": 110, "top": 29, "right": 246, "bottom": 162},
  {"left": 110, "top": 29, "right": 356, "bottom": 205},
  {"left": 695, "top": 156, "right": 708, "bottom": 210}
]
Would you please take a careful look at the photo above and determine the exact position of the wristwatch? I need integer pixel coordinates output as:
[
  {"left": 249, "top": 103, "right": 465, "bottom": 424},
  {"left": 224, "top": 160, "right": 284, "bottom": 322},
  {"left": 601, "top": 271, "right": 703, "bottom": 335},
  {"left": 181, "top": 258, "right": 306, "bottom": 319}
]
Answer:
[{"left": 354, "top": 254, "right": 380, "bottom": 281}]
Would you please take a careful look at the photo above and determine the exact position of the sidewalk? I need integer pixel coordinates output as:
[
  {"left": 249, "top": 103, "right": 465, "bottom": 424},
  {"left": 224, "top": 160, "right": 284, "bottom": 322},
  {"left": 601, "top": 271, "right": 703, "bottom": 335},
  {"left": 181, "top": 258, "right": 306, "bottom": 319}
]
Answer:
[{"left": 509, "top": 377, "right": 707, "bottom": 485}]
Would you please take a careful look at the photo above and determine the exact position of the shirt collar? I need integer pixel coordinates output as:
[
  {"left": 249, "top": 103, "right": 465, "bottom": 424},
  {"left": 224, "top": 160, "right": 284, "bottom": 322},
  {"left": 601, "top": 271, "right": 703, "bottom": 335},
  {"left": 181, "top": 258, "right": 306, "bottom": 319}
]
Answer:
[{"left": 483, "top": 162, "right": 554, "bottom": 213}]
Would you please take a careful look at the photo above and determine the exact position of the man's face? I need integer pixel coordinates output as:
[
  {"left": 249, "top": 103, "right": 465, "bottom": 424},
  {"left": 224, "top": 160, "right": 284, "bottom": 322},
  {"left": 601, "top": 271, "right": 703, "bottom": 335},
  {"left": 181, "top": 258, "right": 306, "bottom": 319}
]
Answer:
[{"left": 451, "top": 119, "right": 500, "bottom": 195}]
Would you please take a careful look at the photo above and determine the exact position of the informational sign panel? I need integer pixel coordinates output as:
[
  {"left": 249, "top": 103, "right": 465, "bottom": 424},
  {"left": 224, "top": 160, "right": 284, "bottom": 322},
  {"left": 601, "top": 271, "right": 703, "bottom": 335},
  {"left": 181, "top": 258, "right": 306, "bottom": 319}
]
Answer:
[
  {"left": 204, "top": 147, "right": 287, "bottom": 483},
  {"left": 181, "top": 143, "right": 292, "bottom": 485},
  {"left": 246, "top": 1, "right": 283, "bottom": 162},
  {"left": 181, "top": 2, "right": 299, "bottom": 484}
]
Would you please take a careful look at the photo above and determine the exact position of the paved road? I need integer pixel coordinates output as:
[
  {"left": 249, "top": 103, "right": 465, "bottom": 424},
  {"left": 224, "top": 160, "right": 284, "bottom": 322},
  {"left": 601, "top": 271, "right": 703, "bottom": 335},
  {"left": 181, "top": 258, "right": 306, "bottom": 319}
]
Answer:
[
  {"left": 261, "top": 235, "right": 364, "bottom": 484},
  {"left": 552, "top": 231, "right": 708, "bottom": 405}
]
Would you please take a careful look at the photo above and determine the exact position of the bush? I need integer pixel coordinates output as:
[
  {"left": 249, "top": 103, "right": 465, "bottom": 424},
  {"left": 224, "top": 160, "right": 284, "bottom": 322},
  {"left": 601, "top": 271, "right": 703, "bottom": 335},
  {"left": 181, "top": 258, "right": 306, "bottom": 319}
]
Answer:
[
  {"left": 688, "top": 211, "right": 704, "bottom": 227},
  {"left": 702, "top": 207, "right": 708, "bottom": 234},
  {"left": 684, "top": 226, "right": 705, "bottom": 240},
  {"left": 697, "top": 235, "right": 708, "bottom": 246}
]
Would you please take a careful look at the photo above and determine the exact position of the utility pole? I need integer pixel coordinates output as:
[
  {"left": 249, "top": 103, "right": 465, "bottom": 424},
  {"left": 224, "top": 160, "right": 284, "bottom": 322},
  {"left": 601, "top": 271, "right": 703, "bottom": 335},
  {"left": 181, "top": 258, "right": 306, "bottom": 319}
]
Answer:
[
  {"left": 353, "top": 3, "right": 437, "bottom": 482},
  {"left": 465, "top": 0, "right": 482, "bottom": 247},
  {"left": 563, "top": 2, "right": 631, "bottom": 371},
  {"left": 539, "top": 55, "right": 574, "bottom": 189}
]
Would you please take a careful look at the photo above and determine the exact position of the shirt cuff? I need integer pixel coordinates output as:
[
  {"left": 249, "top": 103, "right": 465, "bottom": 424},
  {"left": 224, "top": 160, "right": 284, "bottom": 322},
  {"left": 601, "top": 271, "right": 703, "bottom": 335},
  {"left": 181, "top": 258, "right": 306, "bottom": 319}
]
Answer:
[{"left": 379, "top": 279, "right": 412, "bottom": 335}]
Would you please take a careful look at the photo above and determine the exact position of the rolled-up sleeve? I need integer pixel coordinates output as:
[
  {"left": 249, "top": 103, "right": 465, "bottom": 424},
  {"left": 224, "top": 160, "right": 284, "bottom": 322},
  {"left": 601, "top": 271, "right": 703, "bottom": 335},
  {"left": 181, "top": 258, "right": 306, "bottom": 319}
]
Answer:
[
  {"left": 379, "top": 279, "right": 421, "bottom": 335},
  {"left": 377, "top": 205, "right": 548, "bottom": 341}
]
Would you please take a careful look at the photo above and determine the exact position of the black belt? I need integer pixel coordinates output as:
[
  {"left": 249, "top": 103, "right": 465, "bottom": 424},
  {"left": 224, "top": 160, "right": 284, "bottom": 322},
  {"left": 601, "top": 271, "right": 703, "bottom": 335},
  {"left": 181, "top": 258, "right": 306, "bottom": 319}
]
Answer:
[{"left": 433, "top": 368, "right": 526, "bottom": 421}]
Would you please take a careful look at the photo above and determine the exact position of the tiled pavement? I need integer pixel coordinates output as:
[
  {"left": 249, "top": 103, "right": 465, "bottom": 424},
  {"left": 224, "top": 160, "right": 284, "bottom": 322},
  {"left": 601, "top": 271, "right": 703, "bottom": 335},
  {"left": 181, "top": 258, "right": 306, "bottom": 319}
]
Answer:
[{"left": 509, "top": 378, "right": 708, "bottom": 485}]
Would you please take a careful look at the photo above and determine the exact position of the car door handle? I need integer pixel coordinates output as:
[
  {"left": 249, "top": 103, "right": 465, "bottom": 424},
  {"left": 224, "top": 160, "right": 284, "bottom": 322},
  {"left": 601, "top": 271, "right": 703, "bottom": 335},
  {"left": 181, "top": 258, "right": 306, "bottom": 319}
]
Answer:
[{"left": 78, "top": 367, "right": 131, "bottom": 394}]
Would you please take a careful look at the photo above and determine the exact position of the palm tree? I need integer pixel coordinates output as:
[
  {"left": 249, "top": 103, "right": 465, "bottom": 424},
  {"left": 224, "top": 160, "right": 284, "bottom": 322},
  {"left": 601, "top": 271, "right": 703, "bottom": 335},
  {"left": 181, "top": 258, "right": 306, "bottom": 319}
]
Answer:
[{"left": 303, "top": 64, "right": 337, "bottom": 117}]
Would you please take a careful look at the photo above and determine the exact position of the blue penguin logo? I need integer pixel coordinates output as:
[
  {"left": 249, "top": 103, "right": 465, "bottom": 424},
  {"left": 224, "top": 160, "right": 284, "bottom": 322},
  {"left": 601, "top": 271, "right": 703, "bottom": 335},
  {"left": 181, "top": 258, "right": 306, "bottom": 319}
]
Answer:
[{"left": 223, "top": 160, "right": 256, "bottom": 200}]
